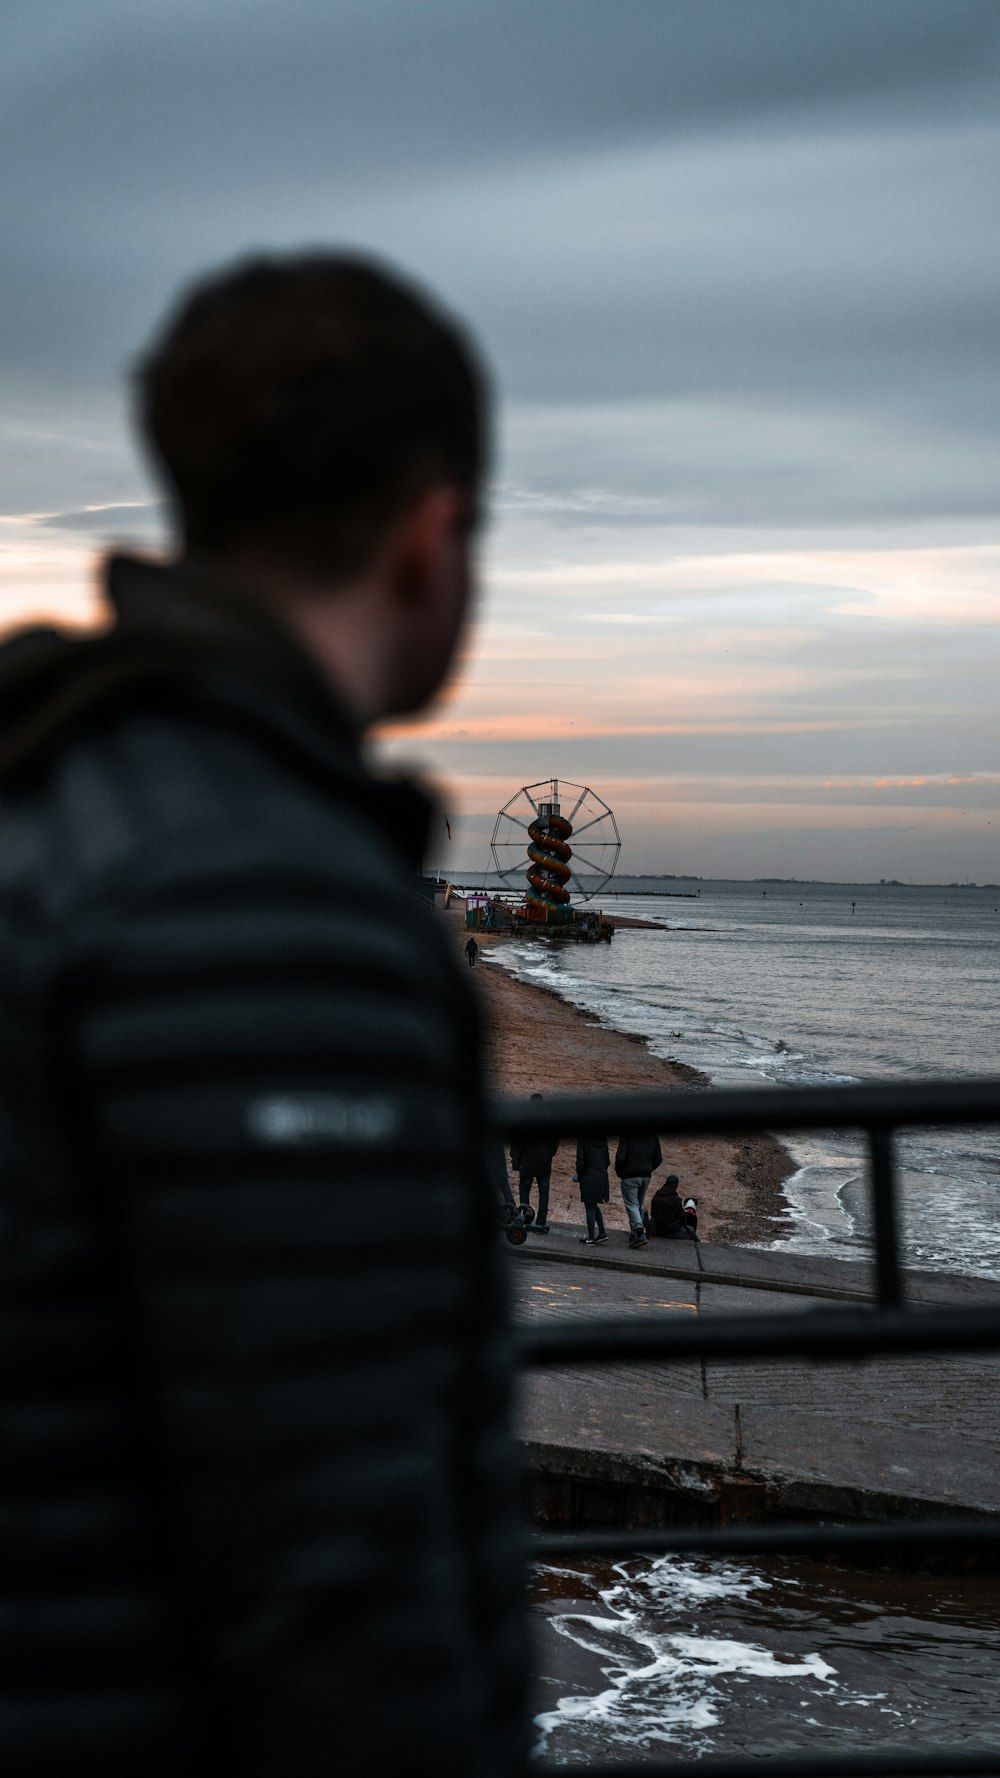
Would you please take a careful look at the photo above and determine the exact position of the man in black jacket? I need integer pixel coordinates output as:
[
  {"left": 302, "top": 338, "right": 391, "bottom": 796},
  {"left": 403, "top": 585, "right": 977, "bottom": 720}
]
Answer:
[
  {"left": 510, "top": 1091, "right": 558, "bottom": 1232},
  {"left": 614, "top": 1130, "right": 663, "bottom": 1248},
  {"left": 0, "top": 256, "right": 523, "bottom": 1777}
]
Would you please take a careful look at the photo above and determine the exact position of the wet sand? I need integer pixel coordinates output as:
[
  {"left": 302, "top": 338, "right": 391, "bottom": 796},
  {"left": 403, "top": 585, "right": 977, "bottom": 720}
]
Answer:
[{"left": 458, "top": 921, "right": 794, "bottom": 1243}]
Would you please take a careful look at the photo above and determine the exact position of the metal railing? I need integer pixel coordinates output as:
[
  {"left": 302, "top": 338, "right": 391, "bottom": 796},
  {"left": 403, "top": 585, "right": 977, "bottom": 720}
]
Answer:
[{"left": 498, "top": 1077, "right": 1000, "bottom": 1778}]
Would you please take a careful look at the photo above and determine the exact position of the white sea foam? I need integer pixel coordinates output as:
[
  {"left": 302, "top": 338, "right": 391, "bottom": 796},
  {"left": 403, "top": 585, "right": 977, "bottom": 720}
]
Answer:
[{"left": 532, "top": 1559, "right": 838, "bottom": 1762}]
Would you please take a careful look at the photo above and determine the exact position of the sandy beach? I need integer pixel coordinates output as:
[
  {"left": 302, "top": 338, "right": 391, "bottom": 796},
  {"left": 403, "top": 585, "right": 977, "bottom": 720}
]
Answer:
[{"left": 455, "top": 917, "right": 795, "bottom": 1243}]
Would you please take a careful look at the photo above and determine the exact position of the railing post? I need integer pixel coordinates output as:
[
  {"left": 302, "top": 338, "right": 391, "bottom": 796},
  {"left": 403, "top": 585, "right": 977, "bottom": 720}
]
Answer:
[{"left": 869, "top": 1126, "right": 903, "bottom": 1309}]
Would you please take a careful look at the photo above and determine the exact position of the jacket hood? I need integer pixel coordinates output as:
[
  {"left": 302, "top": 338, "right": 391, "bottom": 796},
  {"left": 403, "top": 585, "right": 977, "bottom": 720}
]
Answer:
[
  {"left": 0, "top": 554, "right": 432, "bottom": 861},
  {"left": 0, "top": 554, "right": 358, "bottom": 781}
]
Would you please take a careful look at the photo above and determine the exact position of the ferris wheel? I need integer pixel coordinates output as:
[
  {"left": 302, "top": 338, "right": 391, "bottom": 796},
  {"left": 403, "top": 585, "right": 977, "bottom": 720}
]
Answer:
[{"left": 490, "top": 778, "right": 621, "bottom": 904}]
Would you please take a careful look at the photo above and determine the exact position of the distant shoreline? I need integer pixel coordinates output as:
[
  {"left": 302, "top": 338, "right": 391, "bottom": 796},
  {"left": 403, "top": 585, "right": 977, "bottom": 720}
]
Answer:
[
  {"left": 593, "top": 890, "right": 701, "bottom": 899},
  {"left": 449, "top": 876, "right": 1000, "bottom": 893}
]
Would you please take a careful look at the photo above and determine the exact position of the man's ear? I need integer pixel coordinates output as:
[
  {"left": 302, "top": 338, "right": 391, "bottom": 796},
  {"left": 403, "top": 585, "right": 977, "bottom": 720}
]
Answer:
[{"left": 388, "top": 486, "right": 465, "bottom": 607}]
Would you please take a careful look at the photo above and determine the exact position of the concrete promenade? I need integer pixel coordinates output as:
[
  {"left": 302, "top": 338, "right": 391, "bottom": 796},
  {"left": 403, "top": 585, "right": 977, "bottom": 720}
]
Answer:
[{"left": 510, "top": 1225, "right": 1000, "bottom": 1529}]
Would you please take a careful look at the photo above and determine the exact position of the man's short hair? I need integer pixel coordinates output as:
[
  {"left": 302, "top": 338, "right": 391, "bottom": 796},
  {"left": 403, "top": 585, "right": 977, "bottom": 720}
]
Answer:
[{"left": 138, "top": 252, "right": 488, "bottom": 579}]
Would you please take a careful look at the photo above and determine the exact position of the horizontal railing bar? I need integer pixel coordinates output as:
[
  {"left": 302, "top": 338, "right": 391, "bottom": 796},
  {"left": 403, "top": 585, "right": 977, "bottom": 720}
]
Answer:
[
  {"left": 529, "top": 1517, "right": 1000, "bottom": 1560},
  {"left": 493, "top": 1078, "right": 1000, "bottom": 1140},
  {"left": 532, "top": 1750, "right": 1000, "bottom": 1778},
  {"left": 517, "top": 1303, "right": 1000, "bottom": 1365}
]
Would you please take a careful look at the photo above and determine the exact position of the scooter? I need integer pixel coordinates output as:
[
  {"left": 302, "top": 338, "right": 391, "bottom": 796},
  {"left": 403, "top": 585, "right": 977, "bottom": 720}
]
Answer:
[{"left": 500, "top": 1201, "right": 536, "bottom": 1245}]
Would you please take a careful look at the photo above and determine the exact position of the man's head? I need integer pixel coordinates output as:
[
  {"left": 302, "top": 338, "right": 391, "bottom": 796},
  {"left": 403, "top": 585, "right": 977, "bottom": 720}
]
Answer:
[
  {"left": 665, "top": 1174, "right": 680, "bottom": 1187},
  {"left": 138, "top": 252, "right": 489, "bottom": 722}
]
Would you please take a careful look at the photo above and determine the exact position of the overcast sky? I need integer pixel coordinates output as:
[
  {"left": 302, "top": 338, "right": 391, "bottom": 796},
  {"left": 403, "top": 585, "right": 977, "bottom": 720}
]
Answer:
[{"left": 3, "top": 0, "right": 999, "bottom": 881}]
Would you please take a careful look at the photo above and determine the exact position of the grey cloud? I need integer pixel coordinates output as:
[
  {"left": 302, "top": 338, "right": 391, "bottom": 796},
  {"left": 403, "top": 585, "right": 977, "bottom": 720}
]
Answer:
[
  {"left": 496, "top": 384, "right": 1000, "bottom": 529},
  {"left": 469, "top": 119, "right": 1000, "bottom": 416},
  {"left": 2, "top": 3, "right": 999, "bottom": 384},
  {"left": 685, "top": 825, "right": 955, "bottom": 883},
  {"left": 2, "top": 2, "right": 999, "bottom": 538},
  {"left": 415, "top": 687, "right": 1000, "bottom": 778},
  {"left": 760, "top": 781, "right": 1000, "bottom": 810},
  {"left": 6, "top": 0, "right": 994, "bottom": 197},
  {"left": 40, "top": 501, "right": 166, "bottom": 538}
]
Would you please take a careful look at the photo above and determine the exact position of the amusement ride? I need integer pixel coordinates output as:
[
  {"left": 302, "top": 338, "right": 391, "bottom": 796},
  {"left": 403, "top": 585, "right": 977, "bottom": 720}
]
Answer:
[{"left": 488, "top": 778, "right": 620, "bottom": 934}]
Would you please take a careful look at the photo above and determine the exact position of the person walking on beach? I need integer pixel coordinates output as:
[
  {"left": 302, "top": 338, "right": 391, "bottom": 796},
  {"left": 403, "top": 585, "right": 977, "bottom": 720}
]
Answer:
[
  {"left": 0, "top": 253, "right": 525, "bottom": 1778},
  {"left": 576, "top": 1135, "right": 611, "bottom": 1244},
  {"left": 651, "top": 1173, "right": 698, "bottom": 1240},
  {"left": 510, "top": 1091, "right": 559, "bottom": 1232},
  {"left": 615, "top": 1129, "right": 662, "bottom": 1248},
  {"left": 465, "top": 933, "right": 479, "bottom": 966}
]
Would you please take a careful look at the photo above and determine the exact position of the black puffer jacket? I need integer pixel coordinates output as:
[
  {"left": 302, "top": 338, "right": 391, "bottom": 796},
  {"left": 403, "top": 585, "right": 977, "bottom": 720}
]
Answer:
[
  {"left": 614, "top": 1132, "right": 662, "bottom": 1178},
  {"left": 509, "top": 1134, "right": 559, "bottom": 1176},
  {"left": 0, "top": 556, "right": 525, "bottom": 1778}
]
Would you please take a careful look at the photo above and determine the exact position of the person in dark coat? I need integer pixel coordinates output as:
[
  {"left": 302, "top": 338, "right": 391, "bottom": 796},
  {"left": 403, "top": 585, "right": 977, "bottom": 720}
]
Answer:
[
  {"left": 510, "top": 1092, "right": 559, "bottom": 1231},
  {"left": 650, "top": 1172, "right": 698, "bottom": 1239},
  {"left": 465, "top": 934, "right": 479, "bottom": 966},
  {"left": 0, "top": 254, "right": 525, "bottom": 1778},
  {"left": 614, "top": 1130, "right": 663, "bottom": 1248},
  {"left": 576, "top": 1136, "right": 611, "bottom": 1243},
  {"left": 489, "top": 1136, "right": 517, "bottom": 1210}
]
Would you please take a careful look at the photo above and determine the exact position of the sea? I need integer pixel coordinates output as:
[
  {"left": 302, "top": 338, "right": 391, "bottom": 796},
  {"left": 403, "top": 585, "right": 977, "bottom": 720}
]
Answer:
[
  {"left": 475, "top": 878, "right": 1000, "bottom": 1766},
  {"left": 485, "top": 877, "right": 1000, "bottom": 1279}
]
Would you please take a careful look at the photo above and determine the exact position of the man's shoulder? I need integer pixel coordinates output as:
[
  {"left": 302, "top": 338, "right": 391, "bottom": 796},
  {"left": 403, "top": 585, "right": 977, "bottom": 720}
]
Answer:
[
  {"left": 0, "top": 683, "right": 436, "bottom": 950},
  {"left": 0, "top": 692, "right": 481, "bottom": 1120}
]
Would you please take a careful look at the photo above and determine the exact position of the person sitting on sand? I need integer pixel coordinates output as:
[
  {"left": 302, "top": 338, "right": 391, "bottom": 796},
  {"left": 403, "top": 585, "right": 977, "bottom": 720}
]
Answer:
[
  {"left": 614, "top": 1129, "right": 662, "bottom": 1249},
  {"left": 575, "top": 1136, "right": 610, "bottom": 1244},
  {"left": 650, "top": 1173, "right": 698, "bottom": 1240},
  {"left": 510, "top": 1093, "right": 558, "bottom": 1232}
]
